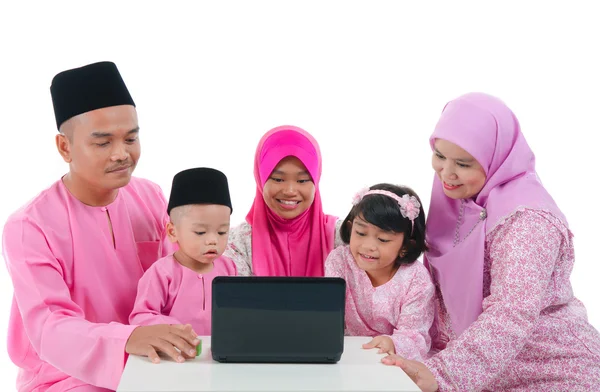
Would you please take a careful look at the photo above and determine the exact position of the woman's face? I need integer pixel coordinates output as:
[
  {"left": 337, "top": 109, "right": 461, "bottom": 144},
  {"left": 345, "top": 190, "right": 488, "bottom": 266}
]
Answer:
[
  {"left": 432, "top": 138, "right": 487, "bottom": 199},
  {"left": 262, "top": 156, "right": 316, "bottom": 219}
]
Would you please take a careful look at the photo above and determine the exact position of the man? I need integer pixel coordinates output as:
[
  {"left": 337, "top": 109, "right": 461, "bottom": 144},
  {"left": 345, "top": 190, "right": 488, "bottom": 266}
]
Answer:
[{"left": 2, "top": 61, "right": 199, "bottom": 391}]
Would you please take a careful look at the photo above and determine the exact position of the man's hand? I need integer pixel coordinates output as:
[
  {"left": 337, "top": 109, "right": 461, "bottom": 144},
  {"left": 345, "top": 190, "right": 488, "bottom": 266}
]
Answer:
[{"left": 125, "top": 324, "right": 200, "bottom": 363}]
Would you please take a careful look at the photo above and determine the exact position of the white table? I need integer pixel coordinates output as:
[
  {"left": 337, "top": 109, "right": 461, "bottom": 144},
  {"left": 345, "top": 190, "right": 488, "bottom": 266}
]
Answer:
[{"left": 118, "top": 336, "right": 420, "bottom": 391}]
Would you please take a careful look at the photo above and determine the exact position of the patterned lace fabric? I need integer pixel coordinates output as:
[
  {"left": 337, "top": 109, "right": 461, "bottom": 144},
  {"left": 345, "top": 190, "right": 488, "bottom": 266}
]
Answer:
[
  {"left": 425, "top": 209, "right": 600, "bottom": 391},
  {"left": 325, "top": 245, "right": 435, "bottom": 360}
]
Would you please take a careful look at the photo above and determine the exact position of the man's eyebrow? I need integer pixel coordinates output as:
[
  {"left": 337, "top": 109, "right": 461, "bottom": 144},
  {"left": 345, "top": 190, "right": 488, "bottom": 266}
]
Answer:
[{"left": 90, "top": 127, "right": 139, "bottom": 138}]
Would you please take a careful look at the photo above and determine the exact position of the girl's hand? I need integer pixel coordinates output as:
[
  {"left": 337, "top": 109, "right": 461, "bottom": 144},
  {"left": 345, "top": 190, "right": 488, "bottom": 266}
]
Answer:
[
  {"left": 362, "top": 335, "right": 395, "bottom": 354},
  {"left": 381, "top": 354, "right": 438, "bottom": 392}
]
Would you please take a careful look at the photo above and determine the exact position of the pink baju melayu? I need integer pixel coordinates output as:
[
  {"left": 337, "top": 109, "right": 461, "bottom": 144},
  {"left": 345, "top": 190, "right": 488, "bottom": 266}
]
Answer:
[
  {"left": 129, "top": 254, "right": 236, "bottom": 335},
  {"left": 2, "top": 177, "right": 173, "bottom": 391}
]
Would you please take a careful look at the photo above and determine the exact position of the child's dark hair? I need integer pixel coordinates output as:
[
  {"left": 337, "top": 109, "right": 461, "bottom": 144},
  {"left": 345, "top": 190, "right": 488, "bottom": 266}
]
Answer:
[{"left": 340, "top": 183, "right": 427, "bottom": 266}]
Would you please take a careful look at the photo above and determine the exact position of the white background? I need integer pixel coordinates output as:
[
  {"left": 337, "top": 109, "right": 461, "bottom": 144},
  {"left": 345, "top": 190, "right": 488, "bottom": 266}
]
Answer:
[{"left": 1, "top": 1, "right": 598, "bottom": 389}]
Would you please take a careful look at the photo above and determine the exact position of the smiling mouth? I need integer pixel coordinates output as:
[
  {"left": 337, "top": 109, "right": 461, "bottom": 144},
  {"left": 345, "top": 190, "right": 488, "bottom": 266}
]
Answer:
[
  {"left": 443, "top": 181, "right": 462, "bottom": 190},
  {"left": 359, "top": 253, "right": 378, "bottom": 261},
  {"left": 277, "top": 199, "right": 300, "bottom": 205}
]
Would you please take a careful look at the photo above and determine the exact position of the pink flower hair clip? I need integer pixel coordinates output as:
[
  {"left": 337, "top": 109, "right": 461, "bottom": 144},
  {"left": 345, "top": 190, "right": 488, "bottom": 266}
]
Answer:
[
  {"left": 351, "top": 187, "right": 370, "bottom": 206},
  {"left": 399, "top": 194, "right": 420, "bottom": 221}
]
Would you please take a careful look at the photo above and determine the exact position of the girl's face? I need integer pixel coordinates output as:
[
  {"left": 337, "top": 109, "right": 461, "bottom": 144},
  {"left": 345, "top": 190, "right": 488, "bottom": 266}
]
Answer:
[
  {"left": 432, "top": 138, "right": 487, "bottom": 200},
  {"left": 262, "top": 156, "right": 316, "bottom": 219},
  {"left": 349, "top": 214, "right": 405, "bottom": 286}
]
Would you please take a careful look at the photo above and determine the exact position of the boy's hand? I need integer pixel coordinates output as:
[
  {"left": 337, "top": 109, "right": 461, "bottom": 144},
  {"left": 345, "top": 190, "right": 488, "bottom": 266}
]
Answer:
[
  {"left": 126, "top": 324, "right": 200, "bottom": 363},
  {"left": 362, "top": 335, "right": 396, "bottom": 354}
]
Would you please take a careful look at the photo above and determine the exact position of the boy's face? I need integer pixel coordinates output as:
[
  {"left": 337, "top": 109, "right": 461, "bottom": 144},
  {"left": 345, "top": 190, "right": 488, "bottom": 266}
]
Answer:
[{"left": 167, "top": 204, "right": 231, "bottom": 267}]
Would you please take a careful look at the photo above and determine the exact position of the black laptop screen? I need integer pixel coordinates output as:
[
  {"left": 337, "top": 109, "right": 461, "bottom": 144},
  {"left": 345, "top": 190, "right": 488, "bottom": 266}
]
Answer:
[{"left": 211, "top": 277, "right": 345, "bottom": 359}]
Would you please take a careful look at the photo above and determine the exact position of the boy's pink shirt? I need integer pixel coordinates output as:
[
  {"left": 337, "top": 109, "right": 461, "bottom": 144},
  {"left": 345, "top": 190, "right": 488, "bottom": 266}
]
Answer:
[{"left": 130, "top": 254, "right": 236, "bottom": 335}]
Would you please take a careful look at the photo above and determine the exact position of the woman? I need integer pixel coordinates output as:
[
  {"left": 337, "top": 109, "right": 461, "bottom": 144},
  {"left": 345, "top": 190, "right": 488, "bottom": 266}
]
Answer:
[
  {"left": 383, "top": 93, "right": 600, "bottom": 391},
  {"left": 224, "top": 125, "right": 343, "bottom": 276}
]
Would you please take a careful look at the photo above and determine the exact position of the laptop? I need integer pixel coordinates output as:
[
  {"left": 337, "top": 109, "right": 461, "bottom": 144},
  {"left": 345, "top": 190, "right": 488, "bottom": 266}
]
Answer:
[{"left": 211, "top": 276, "right": 346, "bottom": 363}]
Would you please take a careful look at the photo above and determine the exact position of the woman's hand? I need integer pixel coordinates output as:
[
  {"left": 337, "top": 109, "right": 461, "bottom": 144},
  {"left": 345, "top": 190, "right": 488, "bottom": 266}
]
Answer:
[{"left": 381, "top": 354, "right": 438, "bottom": 392}]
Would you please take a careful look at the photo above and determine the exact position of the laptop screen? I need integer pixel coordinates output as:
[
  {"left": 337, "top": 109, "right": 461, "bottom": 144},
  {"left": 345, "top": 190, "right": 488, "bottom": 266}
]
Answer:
[{"left": 211, "top": 277, "right": 345, "bottom": 361}]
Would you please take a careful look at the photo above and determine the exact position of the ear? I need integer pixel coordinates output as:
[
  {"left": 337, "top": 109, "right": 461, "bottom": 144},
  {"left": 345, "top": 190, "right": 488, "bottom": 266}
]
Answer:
[
  {"left": 55, "top": 133, "right": 72, "bottom": 163},
  {"left": 398, "top": 239, "right": 417, "bottom": 259},
  {"left": 166, "top": 221, "right": 178, "bottom": 243}
]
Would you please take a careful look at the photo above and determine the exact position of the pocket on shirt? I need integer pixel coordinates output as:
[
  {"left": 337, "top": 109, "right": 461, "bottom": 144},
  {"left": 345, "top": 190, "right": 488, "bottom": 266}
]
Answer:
[{"left": 136, "top": 241, "right": 162, "bottom": 272}]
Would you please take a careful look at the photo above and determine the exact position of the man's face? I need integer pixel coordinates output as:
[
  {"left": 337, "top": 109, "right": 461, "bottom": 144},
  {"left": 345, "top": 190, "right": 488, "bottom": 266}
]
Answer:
[{"left": 57, "top": 104, "right": 140, "bottom": 192}]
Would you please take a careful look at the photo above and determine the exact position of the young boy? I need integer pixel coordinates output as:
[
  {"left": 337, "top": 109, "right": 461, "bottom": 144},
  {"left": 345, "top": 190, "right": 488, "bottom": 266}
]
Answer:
[{"left": 129, "top": 168, "right": 236, "bottom": 347}]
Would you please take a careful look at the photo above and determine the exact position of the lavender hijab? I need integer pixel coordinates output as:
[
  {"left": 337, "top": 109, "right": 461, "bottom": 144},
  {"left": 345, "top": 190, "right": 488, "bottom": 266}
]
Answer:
[{"left": 424, "top": 92, "right": 567, "bottom": 337}]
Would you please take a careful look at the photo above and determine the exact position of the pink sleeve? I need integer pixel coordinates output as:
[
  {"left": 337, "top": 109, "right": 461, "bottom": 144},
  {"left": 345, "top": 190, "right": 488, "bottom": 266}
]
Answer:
[
  {"left": 2, "top": 218, "right": 137, "bottom": 390},
  {"left": 324, "top": 247, "right": 346, "bottom": 278},
  {"left": 390, "top": 264, "right": 435, "bottom": 361},
  {"left": 425, "top": 212, "right": 562, "bottom": 391},
  {"left": 129, "top": 262, "right": 183, "bottom": 327}
]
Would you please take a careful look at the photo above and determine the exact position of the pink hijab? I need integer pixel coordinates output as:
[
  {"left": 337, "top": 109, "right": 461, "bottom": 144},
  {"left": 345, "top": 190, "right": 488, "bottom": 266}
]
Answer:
[
  {"left": 246, "top": 125, "right": 337, "bottom": 277},
  {"left": 425, "top": 93, "right": 567, "bottom": 337}
]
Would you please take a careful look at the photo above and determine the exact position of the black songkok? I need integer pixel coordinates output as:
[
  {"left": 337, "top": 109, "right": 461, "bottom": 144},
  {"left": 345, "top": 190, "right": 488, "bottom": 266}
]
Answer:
[
  {"left": 50, "top": 61, "right": 135, "bottom": 129},
  {"left": 167, "top": 168, "right": 233, "bottom": 215}
]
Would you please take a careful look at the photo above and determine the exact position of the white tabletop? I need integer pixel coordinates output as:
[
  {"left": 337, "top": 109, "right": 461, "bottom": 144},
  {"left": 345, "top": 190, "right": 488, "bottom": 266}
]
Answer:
[{"left": 118, "top": 336, "right": 420, "bottom": 391}]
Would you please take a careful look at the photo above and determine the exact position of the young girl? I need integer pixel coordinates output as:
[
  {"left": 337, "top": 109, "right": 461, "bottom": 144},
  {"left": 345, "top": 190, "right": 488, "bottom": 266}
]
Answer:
[{"left": 325, "top": 183, "right": 434, "bottom": 361}]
